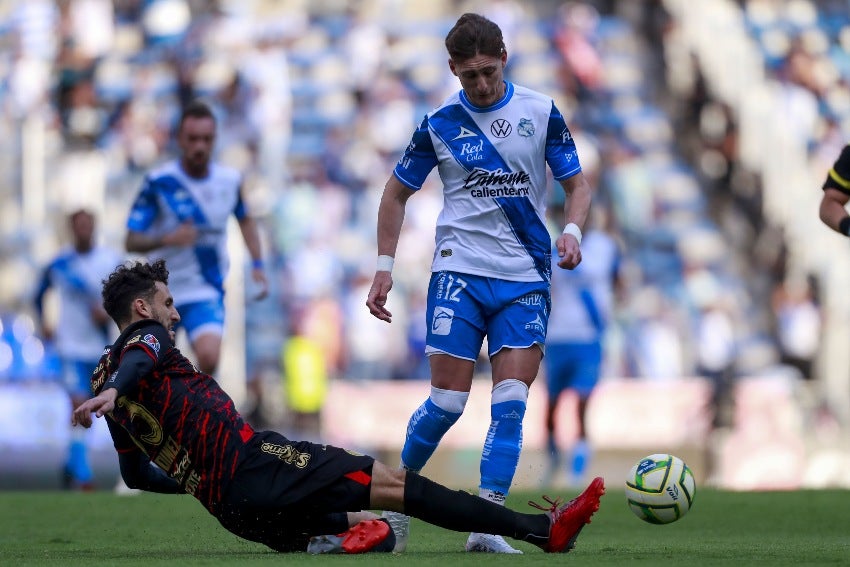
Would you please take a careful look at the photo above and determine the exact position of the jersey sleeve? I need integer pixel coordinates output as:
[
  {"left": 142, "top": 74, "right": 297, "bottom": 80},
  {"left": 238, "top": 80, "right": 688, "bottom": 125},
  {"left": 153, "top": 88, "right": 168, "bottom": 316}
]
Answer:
[
  {"left": 106, "top": 415, "right": 139, "bottom": 454},
  {"left": 545, "top": 102, "right": 582, "bottom": 180},
  {"left": 100, "top": 322, "right": 170, "bottom": 395},
  {"left": 233, "top": 181, "right": 248, "bottom": 221},
  {"left": 127, "top": 175, "right": 160, "bottom": 231},
  {"left": 392, "top": 115, "right": 439, "bottom": 190},
  {"left": 823, "top": 144, "right": 850, "bottom": 194},
  {"left": 33, "top": 263, "right": 53, "bottom": 318},
  {"left": 121, "top": 323, "right": 170, "bottom": 362}
]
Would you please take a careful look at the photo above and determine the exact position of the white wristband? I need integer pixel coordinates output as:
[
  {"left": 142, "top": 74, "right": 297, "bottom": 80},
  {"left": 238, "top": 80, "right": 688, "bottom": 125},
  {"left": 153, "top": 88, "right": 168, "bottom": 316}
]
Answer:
[
  {"left": 376, "top": 255, "right": 395, "bottom": 273},
  {"left": 562, "top": 223, "right": 582, "bottom": 245}
]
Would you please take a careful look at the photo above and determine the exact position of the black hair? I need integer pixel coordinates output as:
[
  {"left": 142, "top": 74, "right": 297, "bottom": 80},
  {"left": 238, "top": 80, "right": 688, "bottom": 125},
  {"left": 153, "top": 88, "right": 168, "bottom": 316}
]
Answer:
[
  {"left": 102, "top": 259, "right": 169, "bottom": 327},
  {"left": 445, "top": 13, "right": 505, "bottom": 61},
  {"left": 68, "top": 208, "right": 94, "bottom": 223},
  {"left": 178, "top": 99, "right": 216, "bottom": 130}
]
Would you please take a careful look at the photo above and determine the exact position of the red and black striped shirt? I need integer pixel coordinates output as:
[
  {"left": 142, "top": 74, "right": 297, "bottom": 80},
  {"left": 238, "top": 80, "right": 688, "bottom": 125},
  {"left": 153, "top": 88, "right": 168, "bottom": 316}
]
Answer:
[{"left": 91, "top": 319, "right": 254, "bottom": 512}]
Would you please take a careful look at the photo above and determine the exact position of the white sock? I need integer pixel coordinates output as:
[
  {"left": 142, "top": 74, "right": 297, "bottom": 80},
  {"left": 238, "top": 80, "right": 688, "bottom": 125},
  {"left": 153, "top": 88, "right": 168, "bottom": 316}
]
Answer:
[{"left": 478, "top": 487, "right": 506, "bottom": 506}]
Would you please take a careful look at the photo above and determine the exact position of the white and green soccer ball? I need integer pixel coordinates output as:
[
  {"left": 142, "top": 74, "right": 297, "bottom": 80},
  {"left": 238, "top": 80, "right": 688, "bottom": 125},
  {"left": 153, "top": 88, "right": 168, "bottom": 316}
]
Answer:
[{"left": 625, "top": 453, "right": 696, "bottom": 524}]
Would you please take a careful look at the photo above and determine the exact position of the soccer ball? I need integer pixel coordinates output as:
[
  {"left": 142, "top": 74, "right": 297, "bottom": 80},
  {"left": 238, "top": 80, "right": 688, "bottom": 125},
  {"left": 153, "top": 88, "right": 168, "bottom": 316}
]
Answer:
[{"left": 625, "top": 453, "right": 695, "bottom": 524}]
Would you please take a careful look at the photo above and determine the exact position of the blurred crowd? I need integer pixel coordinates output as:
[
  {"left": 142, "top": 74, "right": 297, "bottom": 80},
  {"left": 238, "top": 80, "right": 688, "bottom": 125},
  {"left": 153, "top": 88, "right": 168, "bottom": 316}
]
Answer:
[{"left": 0, "top": 0, "right": 844, "bottom": 429}]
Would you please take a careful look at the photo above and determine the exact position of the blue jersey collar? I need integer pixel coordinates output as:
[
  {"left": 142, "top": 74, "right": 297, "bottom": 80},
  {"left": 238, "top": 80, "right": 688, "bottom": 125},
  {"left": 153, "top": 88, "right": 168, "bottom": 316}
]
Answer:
[{"left": 460, "top": 81, "right": 513, "bottom": 113}]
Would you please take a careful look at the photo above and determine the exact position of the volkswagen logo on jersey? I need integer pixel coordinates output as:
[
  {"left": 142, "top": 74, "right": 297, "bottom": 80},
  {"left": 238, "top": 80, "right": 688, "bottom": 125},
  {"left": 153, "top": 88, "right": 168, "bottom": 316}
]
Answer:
[{"left": 490, "top": 119, "right": 512, "bottom": 138}]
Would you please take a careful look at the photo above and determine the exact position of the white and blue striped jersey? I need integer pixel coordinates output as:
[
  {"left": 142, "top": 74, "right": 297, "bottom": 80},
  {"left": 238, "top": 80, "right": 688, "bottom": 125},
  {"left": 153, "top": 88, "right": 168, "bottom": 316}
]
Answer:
[
  {"left": 547, "top": 230, "right": 620, "bottom": 344},
  {"left": 126, "top": 160, "right": 247, "bottom": 305},
  {"left": 393, "top": 82, "right": 582, "bottom": 282},
  {"left": 35, "top": 246, "right": 122, "bottom": 360}
]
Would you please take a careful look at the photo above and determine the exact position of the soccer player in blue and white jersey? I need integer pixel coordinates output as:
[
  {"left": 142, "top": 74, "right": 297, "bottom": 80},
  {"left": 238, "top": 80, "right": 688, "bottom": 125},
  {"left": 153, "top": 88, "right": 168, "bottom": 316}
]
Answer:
[
  {"left": 544, "top": 208, "right": 622, "bottom": 488},
  {"left": 366, "top": 13, "right": 594, "bottom": 554},
  {"left": 125, "top": 100, "right": 268, "bottom": 378},
  {"left": 34, "top": 209, "right": 122, "bottom": 490}
]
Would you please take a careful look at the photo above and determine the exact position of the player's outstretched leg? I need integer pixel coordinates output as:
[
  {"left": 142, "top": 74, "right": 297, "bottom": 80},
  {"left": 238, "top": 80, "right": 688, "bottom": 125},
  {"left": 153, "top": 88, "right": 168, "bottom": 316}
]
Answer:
[
  {"left": 307, "top": 519, "right": 396, "bottom": 554},
  {"left": 397, "top": 469, "right": 604, "bottom": 554},
  {"left": 529, "top": 476, "right": 606, "bottom": 553}
]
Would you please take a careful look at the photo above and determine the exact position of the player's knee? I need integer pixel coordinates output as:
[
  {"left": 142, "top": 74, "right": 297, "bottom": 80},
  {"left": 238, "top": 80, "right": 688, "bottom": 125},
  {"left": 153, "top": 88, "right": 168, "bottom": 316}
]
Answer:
[
  {"left": 193, "top": 346, "right": 220, "bottom": 374},
  {"left": 489, "top": 379, "right": 528, "bottom": 439},
  {"left": 491, "top": 379, "right": 529, "bottom": 408},
  {"left": 197, "top": 356, "right": 218, "bottom": 375},
  {"left": 191, "top": 333, "right": 222, "bottom": 373},
  {"left": 429, "top": 386, "right": 469, "bottom": 414}
]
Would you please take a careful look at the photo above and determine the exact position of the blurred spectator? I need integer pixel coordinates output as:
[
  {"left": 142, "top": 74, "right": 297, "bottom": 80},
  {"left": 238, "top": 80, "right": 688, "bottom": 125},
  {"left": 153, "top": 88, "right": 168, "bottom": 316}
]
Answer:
[
  {"left": 343, "top": 272, "right": 402, "bottom": 381},
  {"left": 281, "top": 318, "right": 328, "bottom": 442},
  {"left": 771, "top": 273, "right": 822, "bottom": 382},
  {"left": 0, "top": 0, "right": 784, "bottom": 400},
  {"left": 339, "top": 3, "right": 387, "bottom": 104},
  {"left": 6, "top": 0, "right": 59, "bottom": 117},
  {"left": 694, "top": 284, "right": 737, "bottom": 415},
  {"left": 239, "top": 29, "right": 293, "bottom": 190},
  {"left": 59, "top": 0, "right": 115, "bottom": 61},
  {"left": 554, "top": 1, "right": 603, "bottom": 101},
  {"left": 625, "top": 288, "right": 686, "bottom": 380}
]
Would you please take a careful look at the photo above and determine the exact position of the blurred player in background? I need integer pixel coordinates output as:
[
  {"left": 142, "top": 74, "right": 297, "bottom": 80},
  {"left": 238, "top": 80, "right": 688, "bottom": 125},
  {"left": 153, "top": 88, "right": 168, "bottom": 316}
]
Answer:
[
  {"left": 366, "top": 13, "right": 592, "bottom": 554},
  {"left": 72, "top": 259, "right": 605, "bottom": 555},
  {"left": 124, "top": 99, "right": 268, "bottom": 386},
  {"left": 34, "top": 209, "right": 122, "bottom": 490},
  {"left": 543, "top": 207, "right": 621, "bottom": 488}
]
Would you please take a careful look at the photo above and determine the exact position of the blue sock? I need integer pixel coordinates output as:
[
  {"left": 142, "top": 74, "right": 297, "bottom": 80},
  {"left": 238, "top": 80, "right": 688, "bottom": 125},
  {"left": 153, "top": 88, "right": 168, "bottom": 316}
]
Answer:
[
  {"left": 570, "top": 438, "right": 590, "bottom": 479},
  {"left": 480, "top": 398, "right": 526, "bottom": 493},
  {"left": 401, "top": 398, "right": 461, "bottom": 472},
  {"left": 68, "top": 440, "right": 92, "bottom": 482}
]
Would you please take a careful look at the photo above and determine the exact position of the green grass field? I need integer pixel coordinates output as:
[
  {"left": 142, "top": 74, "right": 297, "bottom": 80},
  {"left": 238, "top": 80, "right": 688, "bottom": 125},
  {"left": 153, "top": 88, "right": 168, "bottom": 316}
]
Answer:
[{"left": 2, "top": 488, "right": 848, "bottom": 566}]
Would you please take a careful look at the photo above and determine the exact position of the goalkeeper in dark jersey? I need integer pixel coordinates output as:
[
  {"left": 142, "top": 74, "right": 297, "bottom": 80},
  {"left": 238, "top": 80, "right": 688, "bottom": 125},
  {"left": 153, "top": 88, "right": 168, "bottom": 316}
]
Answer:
[{"left": 72, "top": 259, "right": 605, "bottom": 554}]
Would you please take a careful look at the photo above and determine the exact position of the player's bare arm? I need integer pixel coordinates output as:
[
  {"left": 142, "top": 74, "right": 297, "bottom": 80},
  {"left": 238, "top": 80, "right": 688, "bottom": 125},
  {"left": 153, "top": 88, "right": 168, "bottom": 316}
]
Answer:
[
  {"left": 555, "top": 171, "right": 593, "bottom": 270},
  {"left": 237, "top": 215, "right": 269, "bottom": 300},
  {"left": 819, "top": 187, "right": 850, "bottom": 235},
  {"left": 366, "top": 176, "right": 415, "bottom": 323},
  {"left": 125, "top": 222, "right": 198, "bottom": 253}
]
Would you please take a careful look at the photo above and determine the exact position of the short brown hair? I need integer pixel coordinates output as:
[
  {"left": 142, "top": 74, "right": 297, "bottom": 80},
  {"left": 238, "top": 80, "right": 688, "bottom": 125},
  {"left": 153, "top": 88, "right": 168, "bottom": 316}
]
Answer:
[{"left": 445, "top": 13, "right": 505, "bottom": 61}]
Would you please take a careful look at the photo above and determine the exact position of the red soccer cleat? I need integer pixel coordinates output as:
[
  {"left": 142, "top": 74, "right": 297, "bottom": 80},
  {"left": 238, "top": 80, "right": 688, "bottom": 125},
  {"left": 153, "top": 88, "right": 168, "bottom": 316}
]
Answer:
[
  {"left": 529, "top": 476, "right": 605, "bottom": 553},
  {"left": 307, "top": 519, "right": 395, "bottom": 554}
]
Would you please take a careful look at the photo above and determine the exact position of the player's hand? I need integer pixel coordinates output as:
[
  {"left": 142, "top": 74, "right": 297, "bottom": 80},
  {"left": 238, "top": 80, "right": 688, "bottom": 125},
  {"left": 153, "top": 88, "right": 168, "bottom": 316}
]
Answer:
[
  {"left": 163, "top": 221, "right": 198, "bottom": 247},
  {"left": 366, "top": 271, "right": 394, "bottom": 323},
  {"left": 251, "top": 267, "right": 269, "bottom": 300},
  {"left": 72, "top": 389, "right": 118, "bottom": 428},
  {"left": 556, "top": 232, "right": 582, "bottom": 269}
]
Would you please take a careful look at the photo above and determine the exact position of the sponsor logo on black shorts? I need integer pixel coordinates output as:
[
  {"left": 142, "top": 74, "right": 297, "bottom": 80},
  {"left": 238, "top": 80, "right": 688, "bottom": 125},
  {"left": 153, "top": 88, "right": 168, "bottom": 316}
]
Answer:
[{"left": 261, "top": 442, "right": 311, "bottom": 468}]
